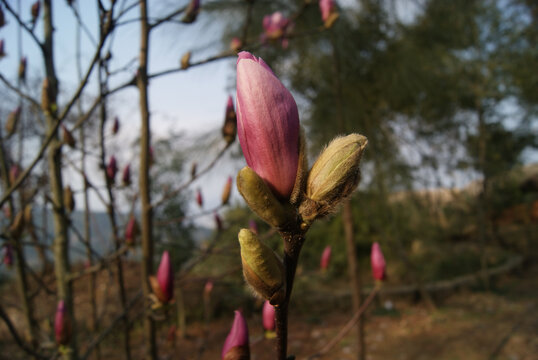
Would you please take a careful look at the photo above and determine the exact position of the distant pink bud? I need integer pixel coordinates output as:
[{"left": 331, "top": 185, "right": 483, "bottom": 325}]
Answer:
[
  {"left": 230, "top": 37, "right": 242, "bottom": 53},
  {"left": 236, "top": 52, "right": 300, "bottom": 199},
  {"left": 106, "top": 156, "right": 117, "bottom": 183},
  {"left": 204, "top": 280, "right": 214, "bottom": 296},
  {"left": 263, "top": 12, "right": 290, "bottom": 40},
  {"left": 262, "top": 300, "right": 275, "bottom": 331},
  {"left": 370, "top": 242, "right": 386, "bottom": 281},
  {"left": 125, "top": 216, "right": 138, "bottom": 245},
  {"left": 196, "top": 189, "right": 203, "bottom": 208},
  {"left": 0, "top": 39, "right": 5, "bottom": 57},
  {"left": 54, "top": 300, "right": 71, "bottom": 346},
  {"left": 319, "top": 0, "right": 336, "bottom": 22},
  {"left": 222, "top": 310, "right": 250, "bottom": 360},
  {"left": 214, "top": 213, "right": 223, "bottom": 231},
  {"left": 248, "top": 220, "right": 258, "bottom": 235},
  {"left": 112, "top": 117, "right": 120, "bottom": 135},
  {"left": 156, "top": 251, "right": 174, "bottom": 303},
  {"left": 2, "top": 244, "right": 13, "bottom": 267},
  {"left": 9, "top": 164, "right": 20, "bottom": 184},
  {"left": 320, "top": 245, "right": 332, "bottom": 271},
  {"left": 31, "top": 1, "right": 40, "bottom": 21},
  {"left": 122, "top": 164, "right": 131, "bottom": 186}
]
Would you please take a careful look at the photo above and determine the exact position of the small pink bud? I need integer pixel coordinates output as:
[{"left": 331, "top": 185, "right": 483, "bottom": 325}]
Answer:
[
  {"left": 54, "top": 300, "right": 71, "bottom": 346},
  {"left": 214, "top": 213, "right": 223, "bottom": 231},
  {"left": 222, "top": 95, "right": 237, "bottom": 144},
  {"left": 112, "top": 116, "right": 120, "bottom": 135},
  {"left": 122, "top": 164, "right": 131, "bottom": 186},
  {"left": 9, "top": 164, "right": 20, "bottom": 185},
  {"left": 0, "top": 39, "right": 5, "bottom": 57},
  {"left": 263, "top": 12, "right": 290, "bottom": 40},
  {"left": 370, "top": 242, "right": 386, "bottom": 281},
  {"left": 320, "top": 245, "right": 332, "bottom": 271},
  {"left": 196, "top": 189, "right": 203, "bottom": 208},
  {"left": 2, "top": 244, "right": 13, "bottom": 267},
  {"left": 222, "top": 310, "right": 250, "bottom": 360},
  {"left": 106, "top": 156, "right": 118, "bottom": 183},
  {"left": 248, "top": 219, "right": 258, "bottom": 235},
  {"left": 204, "top": 280, "right": 214, "bottom": 296},
  {"left": 31, "top": 1, "right": 40, "bottom": 21},
  {"left": 182, "top": 0, "right": 201, "bottom": 23},
  {"left": 230, "top": 37, "right": 242, "bottom": 53},
  {"left": 236, "top": 52, "right": 300, "bottom": 199},
  {"left": 319, "top": 0, "right": 336, "bottom": 22},
  {"left": 125, "top": 216, "right": 138, "bottom": 245},
  {"left": 156, "top": 251, "right": 174, "bottom": 303},
  {"left": 262, "top": 300, "right": 275, "bottom": 331}
]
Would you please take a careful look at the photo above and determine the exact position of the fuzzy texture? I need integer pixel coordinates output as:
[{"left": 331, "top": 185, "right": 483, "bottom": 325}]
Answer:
[
  {"left": 55, "top": 300, "right": 71, "bottom": 345},
  {"left": 157, "top": 251, "right": 174, "bottom": 302},
  {"left": 320, "top": 245, "right": 332, "bottom": 271},
  {"left": 238, "top": 229, "right": 285, "bottom": 304},
  {"left": 262, "top": 300, "right": 276, "bottom": 331},
  {"left": 371, "top": 242, "right": 386, "bottom": 281},
  {"left": 222, "top": 311, "right": 250, "bottom": 359},
  {"left": 236, "top": 52, "right": 299, "bottom": 200}
]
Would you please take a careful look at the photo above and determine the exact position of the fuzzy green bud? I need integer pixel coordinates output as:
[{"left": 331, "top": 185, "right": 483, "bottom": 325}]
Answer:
[
  {"left": 238, "top": 229, "right": 285, "bottom": 305},
  {"left": 237, "top": 166, "right": 296, "bottom": 229},
  {"left": 299, "top": 134, "right": 367, "bottom": 223}
]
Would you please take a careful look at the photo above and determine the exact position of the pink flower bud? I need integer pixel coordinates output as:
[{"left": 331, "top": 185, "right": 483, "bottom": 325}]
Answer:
[
  {"left": 262, "top": 300, "right": 275, "bottom": 331},
  {"left": 263, "top": 12, "right": 290, "bottom": 40},
  {"left": 230, "top": 37, "right": 242, "bottom": 53},
  {"left": 125, "top": 216, "right": 138, "bottom": 245},
  {"left": 248, "top": 219, "right": 258, "bottom": 235},
  {"left": 214, "top": 212, "right": 223, "bottom": 231},
  {"left": 156, "top": 251, "right": 174, "bottom": 303},
  {"left": 204, "top": 280, "right": 214, "bottom": 296},
  {"left": 222, "top": 95, "right": 237, "bottom": 144},
  {"left": 370, "top": 242, "right": 386, "bottom": 281},
  {"left": 2, "top": 244, "right": 13, "bottom": 267},
  {"left": 196, "top": 189, "right": 203, "bottom": 208},
  {"left": 122, "top": 164, "right": 131, "bottom": 186},
  {"left": 31, "top": 1, "right": 40, "bottom": 21},
  {"left": 236, "top": 52, "right": 300, "bottom": 199},
  {"left": 320, "top": 245, "right": 332, "bottom": 271},
  {"left": 319, "top": 0, "right": 336, "bottom": 22},
  {"left": 0, "top": 39, "right": 5, "bottom": 57},
  {"left": 106, "top": 156, "right": 118, "bottom": 183},
  {"left": 112, "top": 116, "right": 120, "bottom": 135},
  {"left": 9, "top": 164, "right": 20, "bottom": 184},
  {"left": 222, "top": 310, "right": 250, "bottom": 360},
  {"left": 54, "top": 300, "right": 71, "bottom": 346}
]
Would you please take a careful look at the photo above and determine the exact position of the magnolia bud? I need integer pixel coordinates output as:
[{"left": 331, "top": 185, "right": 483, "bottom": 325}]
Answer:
[
  {"left": 106, "top": 156, "right": 118, "bottom": 183},
  {"left": 196, "top": 189, "right": 203, "bottom": 208},
  {"left": 236, "top": 166, "right": 296, "bottom": 229},
  {"left": 182, "top": 0, "right": 200, "bottom": 24},
  {"left": 299, "top": 134, "right": 367, "bottom": 223},
  {"left": 41, "top": 78, "right": 52, "bottom": 112},
  {"left": 222, "top": 176, "right": 233, "bottom": 205},
  {"left": 238, "top": 229, "right": 285, "bottom": 305},
  {"left": 222, "top": 310, "right": 250, "bottom": 360},
  {"left": 54, "top": 300, "right": 71, "bottom": 346},
  {"left": 31, "top": 1, "right": 40, "bottom": 22},
  {"left": 64, "top": 186, "right": 75, "bottom": 213},
  {"left": 0, "top": 39, "right": 6, "bottom": 57},
  {"left": 125, "top": 216, "right": 139, "bottom": 245},
  {"left": 371, "top": 242, "right": 386, "bottom": 281},
  {"left": 149, "top": 251, "right": 174, "bottom": 303},
  {"left": 5, "top": 107, "right": 21, "bottom": 138},
  {"left": 204, "top": 280, "right": 214, "bottom": 297},
  {"left": 320, "top": 245, "right": 331, "bottom": 272},
  {"left": 2, "top": 244, "right": 13, "bottom": 268},
  {"left": 122, "top": 164, "right": 131, "bottom": 186},
  {"left": 9, "top": 164, "right": 20, "bottom": 185},
  {"left": 18, "top": 57, "right": 26, "bottom": 82},
  {"left": 112, "top": 116, "right": 120, "bottom": 135},
  {"left": 262, "top": 300, "right": 275, "bottom": 333},
  {"left": 262, "top": 12, "right": 290, "bottom": 41},
  {"left": 319, "top": 0, "right": 339, "bottom": 28},
  {"left": 230, "top": 37, "right": 242, "bottom": 53},
  {"left": 180, "top": 51, "right": 191, "bottom": 70},
  {"left": 222, "top": 95, "right": 237, "bottom": 145},
  {"left": 62, "top": 125, "right": 76, "bottom": 148}
]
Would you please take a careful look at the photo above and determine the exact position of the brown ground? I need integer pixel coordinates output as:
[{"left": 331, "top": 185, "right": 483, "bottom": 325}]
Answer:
[{"left": 1, "top": 261, "right": 537, "bottom": 360}]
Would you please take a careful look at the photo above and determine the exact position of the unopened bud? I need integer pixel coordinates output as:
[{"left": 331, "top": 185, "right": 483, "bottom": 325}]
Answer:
[
  {"left": 62, "top": 125, "right": 76, "bottom": 148},
  {"left": 180, "top": 51, "right": 191, "bottom": 70},
  {"left": 221, "top": 176, "right": 233, "bottom": 205},
  {"left": 54, "top": 300, "right": 71, "bottom": 346},
  {"left": 0, "top": 39, "right": 5, "bottom": 57},
  {"left": 112, "top": 116, "right": 120, "bottom": 135},
  {"left": 320, "top": 245, "right": 331, "bottom": 272},
  {"left": 222, "top": 95, "right": 237, "bottom": 144},
  {"left": 18, "top": 57, "right": 26, "bottom": 82},
  {"left": 64, "top": 186, "right": 75, "bottom": 213},
  {"left": 9, "top": 164, "right": 21, "bottom": 184},
  {"left": 230, "top": 37, "right": 242, "bottom": 53},
  {"left": 41, "top": 78, "right": 52, "bottom": 112},
  {"left": 2, "top": 244, "right": 13, "bottom": 268},
  {"left": 31, "top": 1, "right": 40, "bottom": 22},
  {"left": 122, "top": 164, "right": 131, "bottom": 186},
  {"left": 238, "top": 229, "right": 285, "bottom": 305},
  {"left": 5, "top": 107, "right": 21, "bottom": 138},
  {"left": 299, "top": 134, "right": 367, "bottom": 223},
  {"left": 262, "top": 300, "right": 276, "bottom": 336},
  {"left": 196, "top": 189, "right": 203, "bottom": 208},
  {"left": 222, "top": 310, "right": 250, "bottom": 360},
  {"left": 371, "top": 242, "right": 386, "bottom": 281},
  {"left": 182, "top": 0, "right": 200, "bottom": 24},
  {"left": 23, "top": 204, "right": 32, "bottom": 224},
  {"left": 236, "top": 166, "right": 296, "bottom": 229},
  {"left": 149, "top": 251, "right": 174, "bottom": 303},
  {"left": 125, "top": 216, "right": 139, "bottom": 245},
  {"left": 106, "top": 156, "right": 118, "bottom": 183}
]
